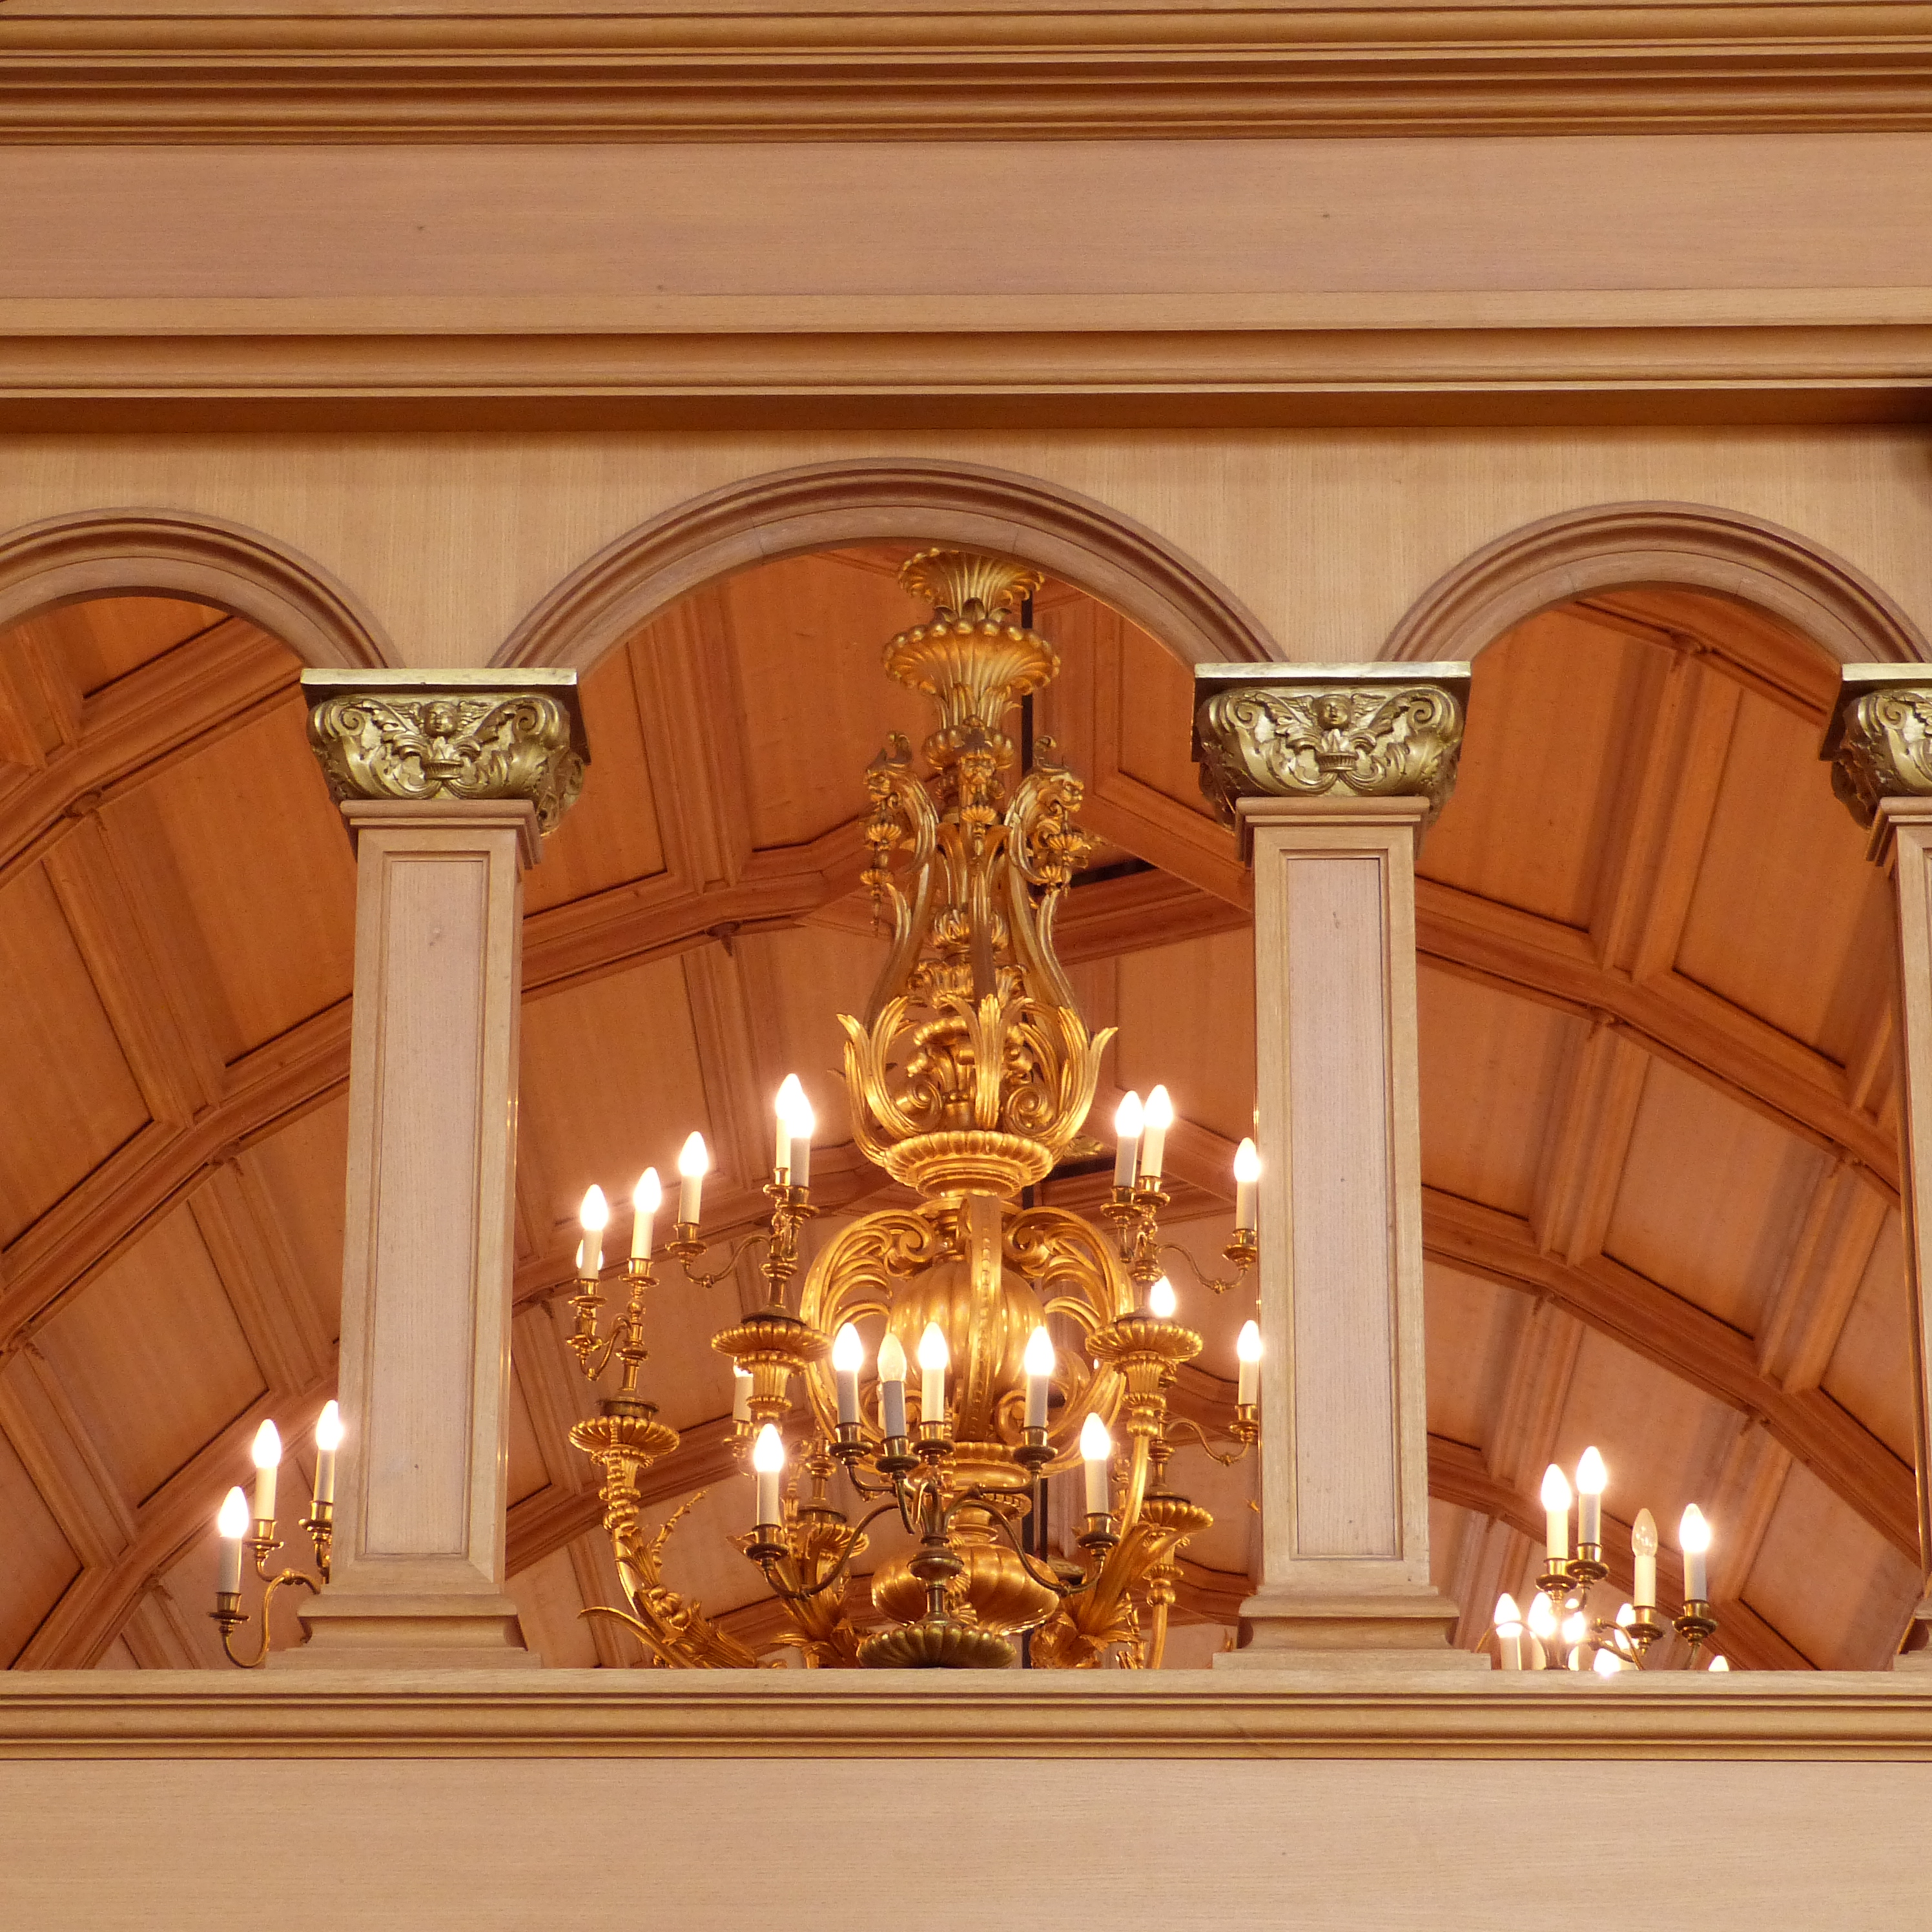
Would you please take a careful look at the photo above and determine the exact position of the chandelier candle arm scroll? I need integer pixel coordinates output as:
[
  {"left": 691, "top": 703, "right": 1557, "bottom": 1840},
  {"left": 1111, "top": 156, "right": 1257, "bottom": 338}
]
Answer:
[{"left": 562, "top": 549, "right": 1265, "bottom": 1670}]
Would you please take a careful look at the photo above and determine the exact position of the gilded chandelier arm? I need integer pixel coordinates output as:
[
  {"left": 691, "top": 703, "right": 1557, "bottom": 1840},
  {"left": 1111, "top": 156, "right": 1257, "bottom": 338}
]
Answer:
[{"left": 1163, "top": 1413, "right": 1255, "bottom": 1468}]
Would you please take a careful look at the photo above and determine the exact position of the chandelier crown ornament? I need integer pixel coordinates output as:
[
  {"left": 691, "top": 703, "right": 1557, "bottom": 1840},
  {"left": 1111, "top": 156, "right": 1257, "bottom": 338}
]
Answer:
[{"left": 556, "top": 548, "right": 1265, "bottom": 1670}]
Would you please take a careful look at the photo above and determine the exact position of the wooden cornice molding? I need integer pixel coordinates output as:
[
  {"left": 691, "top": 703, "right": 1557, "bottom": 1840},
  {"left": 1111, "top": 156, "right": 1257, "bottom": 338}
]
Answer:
[
  {"left": 3, "top": 1667, "right": 1932, "bottom": 1757},
  {"left": 6, "top": 10, "right": 1932, "bottom": 143}
]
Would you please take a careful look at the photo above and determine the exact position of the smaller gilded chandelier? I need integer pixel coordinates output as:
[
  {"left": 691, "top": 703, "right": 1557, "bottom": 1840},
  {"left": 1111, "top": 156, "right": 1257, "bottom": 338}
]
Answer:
[{"left": 1488, "top": 1446, "right": 1723, "bottom": 1673}]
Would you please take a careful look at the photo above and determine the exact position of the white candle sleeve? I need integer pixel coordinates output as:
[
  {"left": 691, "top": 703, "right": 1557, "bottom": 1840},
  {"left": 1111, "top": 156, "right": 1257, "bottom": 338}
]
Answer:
[
  {"left": 882, "top": 1377, "right": 907, "bottom": 1439},
  {"left": 1084, "top": 1451, "right": 1110, "bottom": 1517},
  {"left": 253, "top": 1462, "right": 276, "bottom": 1524},
  {"left": 218, "top": 1534, "right": 243, "bottom": 1596},
  {"left": 679, "top": 1170, "right": 702, "bottom": 1224},
  {"left": 756, "top": 1466, "right": 780, "bottom": 1526},
  {"left": 313, "top": 1446, "right": 336, "bottom": 1508},
  {"left": 921, "top": 1363, "right": 943, "bottom": 1425},
  {"left": 1499, "top": 1628, "right": 1521, "bottom": 1672},
  {"left": 1025, "top": 1373, "right": 1049, "bottom": 1432}
]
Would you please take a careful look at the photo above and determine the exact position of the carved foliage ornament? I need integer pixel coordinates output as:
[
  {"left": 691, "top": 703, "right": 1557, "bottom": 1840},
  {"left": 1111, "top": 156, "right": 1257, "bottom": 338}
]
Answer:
[
  {"left": 1195, "top": 681, "right": 1465, "bottom": 824},
  {"left": 1829, "top": 686, "right": 1932, "bottom": 827},
  {"left": 307, "top": 690, "right": 586, "bottom": 832}
]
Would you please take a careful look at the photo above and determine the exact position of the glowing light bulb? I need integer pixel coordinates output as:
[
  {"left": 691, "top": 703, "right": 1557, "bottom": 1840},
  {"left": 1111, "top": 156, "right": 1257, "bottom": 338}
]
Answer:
[
  {"left": 215, "top": 1485, "right": 250, "bottom": 1596},
  {"left": 752, "top": 1423, "right": 785, "bottom": 1528},
  {"left": 1679, "top": 1503, "right": 1712, "bottom": 1603},
  {"left": 774, "top": 1074, "right": 815, "bottom": 1187},
  {"left": 217, "top": 1486, "right": 251, "bottom": 1539},
  {"left": 1615, "top": 1601, "right": 1636, "bottom": 1629},
  {"left": 1632, "top": 1506, "right": 1660, "bottom": 1610},
  {"left": 917, "top": 1322, "right": 950, "bottom": 1429},
  {"left": 250, "top": 1419, "right": 282, "bottom": 1525},
  {"left": 1023, "top": 1324, "right": 1054, "bottom": 1432},
  {"left": 312, "top": 1399, "right": 342, "bottom": 1508},
  {"left": 1576, "top": 1444, "right": 1607, "bottom": 1545},
  {"left": 1080, "top": 1412, "right": 1113, "bottom": 1517},
  {"left": 1709, "top": 1654, "right": 1731, "bottom": 1673},
  {"left": 1592, "top": 1648, "right": 1623, "bottom": 1677},
  {"left": 1493, "top": 1593, "right": 1524, "bottom": 1671},
  {"left": 1147, "top": 1275, "right": 1177, "bottom": 1319},
  {"left": 1541, "top": 1463, "right": 1573, "bottom": 1564},
  {"left": 1232, "top": 1136, "right": 1261, "bottom": 1232},
  {"left": 876, "top": 1333, "right": 907, "bottom": 1382},
  {"left": 1527, "top": 1593, "right": 1557, "bottom": 1639},
  {"left": 675, "top": 1131, "right": 709, "bottom": 1224},
  {"left": 1561, "top": 1610, "right": 1587, "bottom": 1650},
  {"left": 630, "top": 1167, "right": 662, "bottom": 1261},
  {"left": 1141, "top": 1085, "right": 1175, "bottom": 1184},
  {"left": 579, "top": 1184, "right": 610, "bottom": 1277},
  {"left": 1236, "top": 1317, "right": 1262, "bottom": 1406},
  {"left": 832, "top": 1322, "right": 864, "bottom": 1373}
]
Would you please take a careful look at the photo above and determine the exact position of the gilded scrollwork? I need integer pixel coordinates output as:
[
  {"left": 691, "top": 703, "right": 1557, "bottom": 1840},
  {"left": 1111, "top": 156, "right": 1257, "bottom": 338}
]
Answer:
[
  {"left": 1193, "top": 679, "right": 1465, "bottom": 824},
  {"left": 1829, "top": 684, "right": 1932, "bottom": 826},
  {"left": 307, "top": 688, "right": 586, "bottom": 832}
]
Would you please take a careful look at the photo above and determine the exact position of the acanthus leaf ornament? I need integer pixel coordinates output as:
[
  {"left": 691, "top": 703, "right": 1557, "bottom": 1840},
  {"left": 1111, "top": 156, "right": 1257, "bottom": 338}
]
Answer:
[
  {"left": 302, "top": 669, "right": 588, "bottom": 833},
  {"left": 1191, "top": 662, "right": 1472, "bottom": 830},
  {"left": 1823, "top": 672, "right": 1932, "bottom": 827}
]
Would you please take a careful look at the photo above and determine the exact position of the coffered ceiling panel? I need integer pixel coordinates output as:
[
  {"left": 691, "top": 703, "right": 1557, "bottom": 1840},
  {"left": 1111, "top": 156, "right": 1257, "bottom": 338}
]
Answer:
[
  {"left": 33, "top": 1204, "right": 265, "bottom": 1508},
  {"left": 522, "top": 643, "right": 667, "bottom": 916},
  {"left": 1418, "top": 969, "right": 1581, "bottom": 1219},
  {"left": 236, "top": 1097, "right": 349, "bottom": 1351},
  {"left": 0, "top": 1422, "right": 80, "bottom": 1665},
  {"left": 1114, "top": 929, "right": 1255, "bottom": 1146},
  {"left": 112, "top": 695, "right": 355, "bottom": 1062},
  {"left": 1424, "top": 1262, "right": 1525, "bottom": 1452},
  {"left": 1419, "top": 608, "right": 1648, "bottom": 930},
  {"left": 1673, "top": 687, "right": 1892, "bottom": 1065},
  {"left": 16, "top": 598, "right": 228, "bottom": 701},
  {"left": 519, "top": 954, "right": 711, "bottom": 1240},
  {"left": 1822, "top": 1213, "right": 1917, "bottom": 1466},
  {"left": 1603, "top": 1058, "right": 1829, "bottom": 1336},
  {"left": 1745, "top": 1461, "right": 1921, "bottom": 1669},
  {"left": 0, "top": 861, "right": 149, "bottom": 1248}
]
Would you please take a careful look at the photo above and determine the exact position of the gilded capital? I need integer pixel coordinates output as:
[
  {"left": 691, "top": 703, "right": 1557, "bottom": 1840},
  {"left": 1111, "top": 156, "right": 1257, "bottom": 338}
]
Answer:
[
  {"left": 1191, "top": 662, "right": 1471, "bottom": 832},
  {"left": 300, "top": 668, "right": 588, "bottom": 834},
  {"left": 1822, "top": 667, "right": 1932, "bottom": 828}
]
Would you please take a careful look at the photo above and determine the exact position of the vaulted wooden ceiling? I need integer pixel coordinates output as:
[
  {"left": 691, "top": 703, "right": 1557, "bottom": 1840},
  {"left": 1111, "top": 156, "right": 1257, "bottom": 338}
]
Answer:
[{"left": 0, "top": 550, "right": 1917, "bottom": 1670}]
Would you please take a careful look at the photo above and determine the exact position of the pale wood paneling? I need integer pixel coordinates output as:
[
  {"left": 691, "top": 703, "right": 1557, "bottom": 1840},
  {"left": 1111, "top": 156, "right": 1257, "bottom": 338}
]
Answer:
[
  {"left": 236, "top": 1094, "right": 349, "bottom": 1350},
  {"left": 1824, "top": 1217, "right": 1918, "bottom": 1468},
  {"left": 0, "top": 1426, "right": 80, "bottom": 1666},
  {"left": 32, "top": 1206, "right": 265, "bottom": 1508}
]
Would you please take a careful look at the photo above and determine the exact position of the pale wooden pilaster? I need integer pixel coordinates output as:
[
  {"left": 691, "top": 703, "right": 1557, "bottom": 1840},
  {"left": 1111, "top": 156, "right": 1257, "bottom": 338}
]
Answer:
[
  {"left": 1824, "top": 668, "right": 1932, "bottom": 1668},
  {"left": 1194, "top": 663, "right": 1483, "bottom": 1670},
  {"left": 287, "top": 672, "right": 586, "bottom": 1669}
]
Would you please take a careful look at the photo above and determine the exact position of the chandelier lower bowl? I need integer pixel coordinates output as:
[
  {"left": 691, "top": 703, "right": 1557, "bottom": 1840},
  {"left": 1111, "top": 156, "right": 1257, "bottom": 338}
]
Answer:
[{"left": 856, "top": 1617, "right": 1018, "bottom": 1670}]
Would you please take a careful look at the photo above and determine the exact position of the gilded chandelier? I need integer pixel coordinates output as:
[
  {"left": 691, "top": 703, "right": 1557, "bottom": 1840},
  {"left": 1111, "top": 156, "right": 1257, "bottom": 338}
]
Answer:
[{"left": 564, "top": 549, "right": 1263, "bottom": 1669}]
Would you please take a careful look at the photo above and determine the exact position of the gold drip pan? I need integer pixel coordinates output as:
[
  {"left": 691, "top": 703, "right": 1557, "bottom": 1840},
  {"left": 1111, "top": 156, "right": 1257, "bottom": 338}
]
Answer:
[{"left": 857, "top": 1617, "right": 1016, "bottom": 1670}]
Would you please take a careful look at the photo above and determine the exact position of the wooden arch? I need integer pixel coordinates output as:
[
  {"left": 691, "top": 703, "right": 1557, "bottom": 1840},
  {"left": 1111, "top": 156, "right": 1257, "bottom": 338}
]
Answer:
[
  {"left": 1382, "top": 501, "right": 1930, "bottom": 666},
  {"left": 495, "top": 457, "right": 1279, "bottom": 672},
  {"left": 0, "top": 508, "right": 392, "bottom": 668}
]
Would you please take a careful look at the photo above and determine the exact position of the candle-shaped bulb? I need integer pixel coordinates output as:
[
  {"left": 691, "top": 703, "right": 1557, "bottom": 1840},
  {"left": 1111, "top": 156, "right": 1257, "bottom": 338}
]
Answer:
[
  {"left": 1493, "top": 1591, "right": 1524, "bottom": 1672},
  {"left": 676, "top": 1130, "right": 710, "bottom": 1225},
  {"left": 1141, "top": 1084, "right": 1175, "bottom": 1184},
  {"left": 1709, "top": 1654, "right": 1731, "bottom": 1673},
  {"left": 1080, "top": 1412, "right": 1113, "bottom": 1517},
  {"left": 1235, "top": 1317, "right": 1262, "bottom": 1407},
  {"left": 774, "top": 1075, "right": 814, "bottom": 1187},
  {"left": 216, "top": 1485, "right": 249, "bottom": 1596},
  {"left": 579, "top": 1184, "right": 609, "bottom": 1277},
  {"left": 1575, "top": 1444, "right": 1607, "bottom": 1546},
  {"left": 917, "top": 1321, "right": 949, "bottom": 1427},
  {"left": 1147, "top": 1275, "right": 1177, "bottom": 1319},
  {"left": 1615, "top": 1601, "right": 1636, "bottom": 1629},
  {"left": 752, "top": 1423, "right": 785, "bottom": 1529},
  {"left": 831, "top": 1322, "right": 863, "bottom": 1430},
  {"left": 1113, "top": 1091, "right": 1144, "bottom": 1188},
  {"left": 251, "top": 1418, "right": 282, "bottom": 1524},
  {"left": 1592, "top": 1648, "right": 1623, "bottom": 1677},
  {"left": 1023, "top": 1324, "right": 1054, "bottom": 1432},
  {"left": 1631, "top": 1505, "right": 1659, "bottom": 1610},
  {"left": 1526, "top": 1592, "right": 1558, "bottom": 1639},
  {"left": 1540, "top": 1463, "right": 1572, "bottom": 1563},
  {"left": 312, "top": 1399, "right": 342, "bottom": 1507},
  {"left": 1232, "top": 1136, "right": 1261, "bottom": 1232},
  {"left": 1679, "top": 1503, "right": 1712, "bottom": 1603},
  {"left": 876, "top": 1331, "right": 909, "bottom": 1439},
  {"left": 631, "top": 1167, "right": 663, "bottom": 1261},
  {"left": 1561, "top": 1610, "right": 1587, "bottom": 1651}
]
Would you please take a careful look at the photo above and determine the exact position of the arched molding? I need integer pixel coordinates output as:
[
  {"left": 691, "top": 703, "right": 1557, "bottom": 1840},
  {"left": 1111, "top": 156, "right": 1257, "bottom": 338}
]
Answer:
[
  {"left": 1383, "top": 502, "right": 1931, "bottom": 666},
  {"left": 495, "top": 458, "right": 1278, "bottom": 673},
  {"left": 0, "top": 509, "right": 392, "bottom": 668}
]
